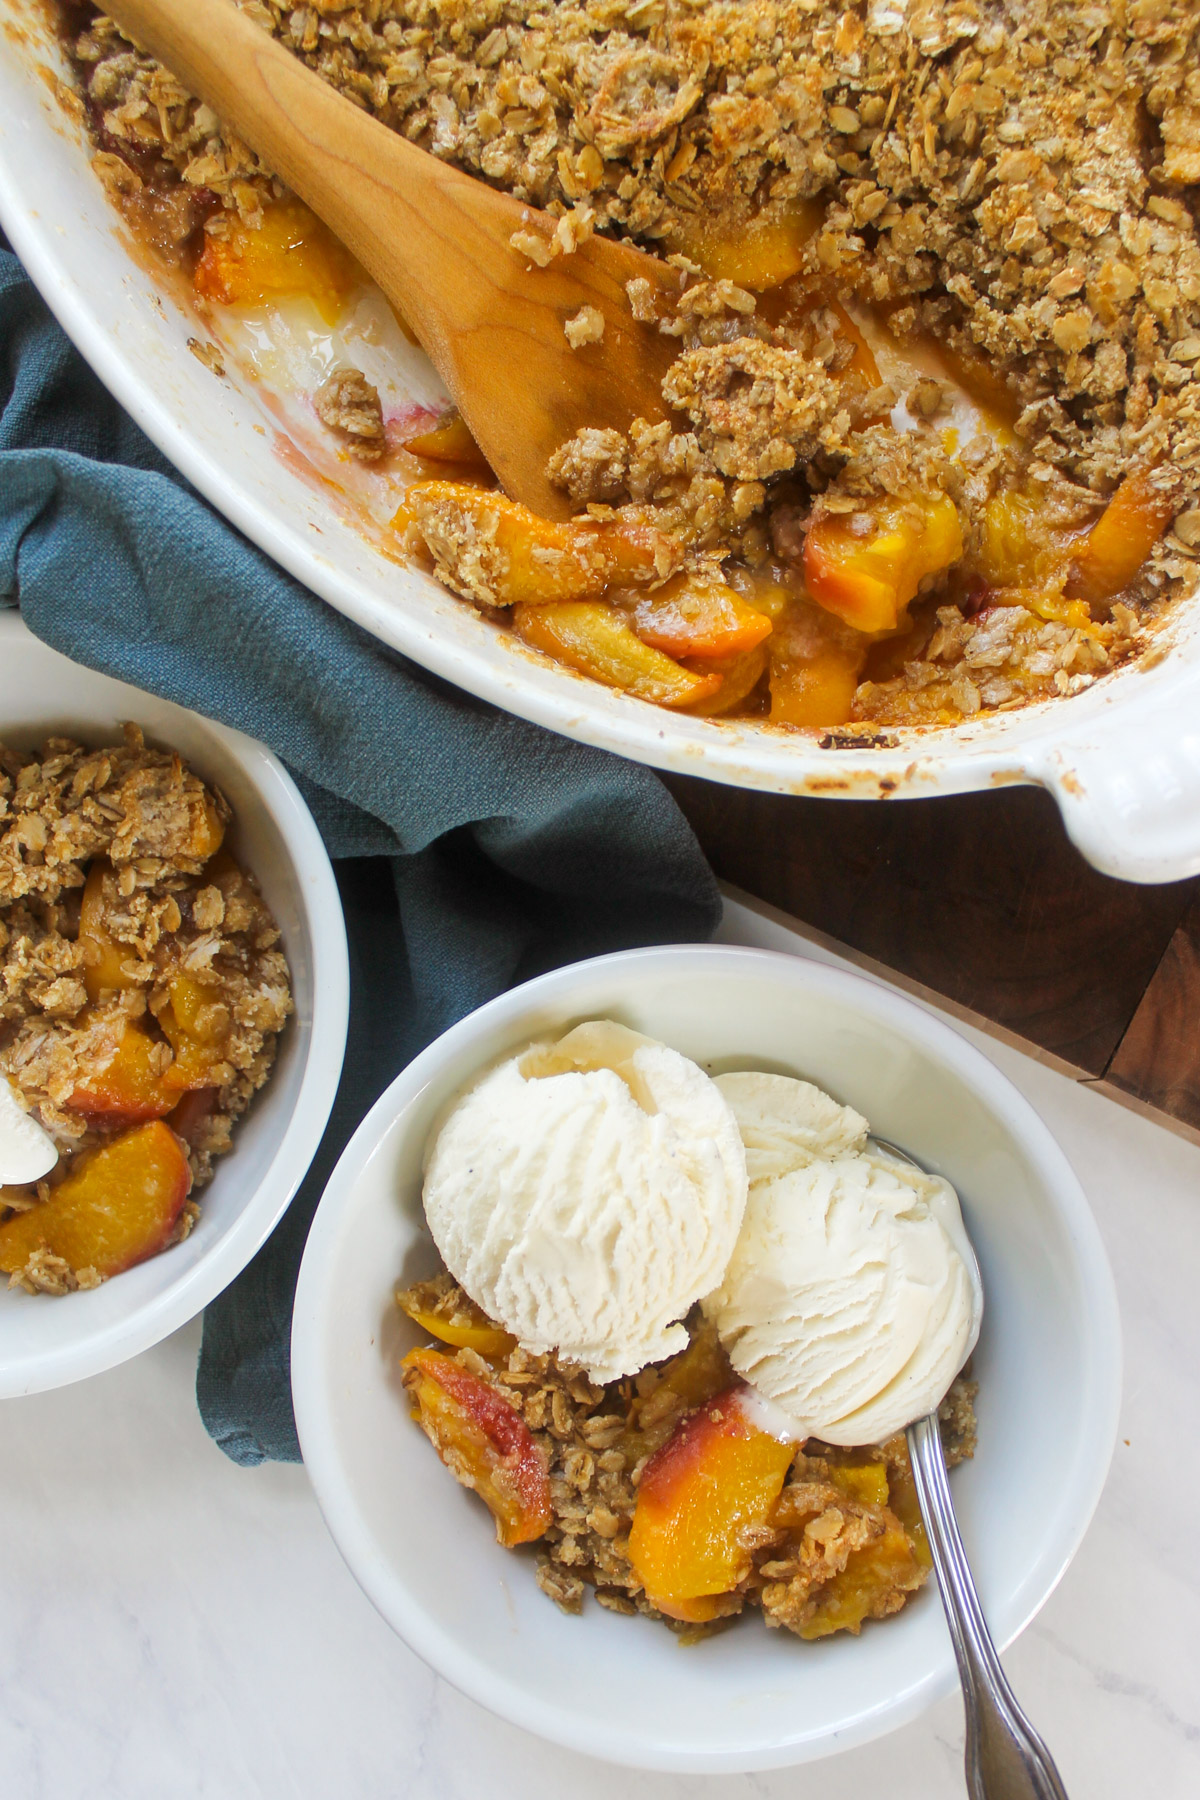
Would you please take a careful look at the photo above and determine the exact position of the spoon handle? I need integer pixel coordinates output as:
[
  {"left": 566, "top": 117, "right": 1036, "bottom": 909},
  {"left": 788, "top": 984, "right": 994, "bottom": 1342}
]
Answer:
[
  {"left": 105, "top": 0, "right": 495, "bottom": 340},
  {"left": 103, "top": 0, "right": 678, "bottom": 517},
  {"left": 906, "top": 1414, "right": 1070, "bottom": 1800}
]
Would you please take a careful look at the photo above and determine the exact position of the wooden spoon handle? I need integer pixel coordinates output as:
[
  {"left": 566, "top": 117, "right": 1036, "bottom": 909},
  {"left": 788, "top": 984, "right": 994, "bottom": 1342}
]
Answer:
[
  {"left": 106, "top": 0, "right": 507, "bottom": 362},
  {"left": 105, "top": 0, "right": 681, "bottom": 516}
]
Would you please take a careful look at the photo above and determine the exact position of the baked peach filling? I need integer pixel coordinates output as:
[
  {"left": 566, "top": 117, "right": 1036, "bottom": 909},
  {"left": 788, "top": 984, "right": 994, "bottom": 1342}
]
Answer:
[
  {"left": 90, "top": 168, "right": 1170, "bottom": 734},
  {"left": 0, "top": 1121, "right": 192, "bottom": 1284},
  {"left": 193, "top": 197, "right": 359, "bottom": 326},
  {"left": 401, "top": 1345, "right": 552, "bottom": 1547},
  {"left": 671, "top": 197, "right": 825, "bottom": 293},
  {"left": 626, "top": 1389, "right": 795, "bottom": 1621},
  {"left": 86, "top": 169, "right": 1175, "bottom": 733},
  {"left": 186, "top": 190, "right": 1179, "bottom": 732},
  {"left": 397, "top": 1284, "right": 976, "bottom": 1643}
]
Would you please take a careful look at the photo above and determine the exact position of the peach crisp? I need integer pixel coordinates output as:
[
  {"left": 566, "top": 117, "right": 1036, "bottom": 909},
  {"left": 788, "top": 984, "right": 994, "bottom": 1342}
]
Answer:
[
  {"left": 0, "top": 727, "right": 292, "bottom": 1295},
  {"left": 398, "top": 1279, "right": 976, "bottom": 1644},
  {"left": 64, "top": 0, "right": 1200, "bottom": 734}
]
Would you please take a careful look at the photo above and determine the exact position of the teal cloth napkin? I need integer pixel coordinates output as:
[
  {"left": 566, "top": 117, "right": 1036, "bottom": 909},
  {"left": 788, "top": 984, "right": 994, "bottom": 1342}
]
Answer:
[{"left": 0, "top": 240, "right": 721, "bottom": 1463}]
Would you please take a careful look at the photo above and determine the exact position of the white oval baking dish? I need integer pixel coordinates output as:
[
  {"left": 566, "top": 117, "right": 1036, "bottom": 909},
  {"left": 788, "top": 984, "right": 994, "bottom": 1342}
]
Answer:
[{"left": 3, "top": 4, "right": 1197, "bottom": 884}]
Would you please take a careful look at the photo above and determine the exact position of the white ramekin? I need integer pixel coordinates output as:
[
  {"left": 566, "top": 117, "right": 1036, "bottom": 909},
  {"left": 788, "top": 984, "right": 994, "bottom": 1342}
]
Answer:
[{"left": 0, "top": 613, "right": 349, "bottom": 1397}]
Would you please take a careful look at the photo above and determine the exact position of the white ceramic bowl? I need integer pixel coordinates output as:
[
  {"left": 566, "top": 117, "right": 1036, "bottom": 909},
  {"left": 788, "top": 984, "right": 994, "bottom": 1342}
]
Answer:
[
  {"left": 1, "top": 10, "right": 1198, "bottom": 883},
  {"left": 291, "top": 943, "right": 1120, "bottom": 1772},
  {"left": 0, "top": 613, "right": 349, "bottom": 1397}
]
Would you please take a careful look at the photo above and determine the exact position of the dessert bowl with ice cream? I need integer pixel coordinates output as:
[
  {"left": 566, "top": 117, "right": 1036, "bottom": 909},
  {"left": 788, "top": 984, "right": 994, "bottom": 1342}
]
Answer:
[{"left": 291, "top": 944, "right": 1120, "bottom": 1771}]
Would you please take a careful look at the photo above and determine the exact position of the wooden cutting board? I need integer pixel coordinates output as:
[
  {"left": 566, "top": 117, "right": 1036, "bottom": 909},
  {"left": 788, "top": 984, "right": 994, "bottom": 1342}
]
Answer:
[{"left": 666, "top": 774, "right": 1200, "bottom": 1149}]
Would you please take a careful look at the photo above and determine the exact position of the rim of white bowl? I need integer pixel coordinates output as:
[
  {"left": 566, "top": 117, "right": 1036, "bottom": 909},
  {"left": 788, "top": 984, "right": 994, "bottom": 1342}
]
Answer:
[
  {"left": 290, "top": 943, "right": 1122, "bottom": 1772},
  {"left": 0, "top": 615, "right": 350, "bottom": 1396}
]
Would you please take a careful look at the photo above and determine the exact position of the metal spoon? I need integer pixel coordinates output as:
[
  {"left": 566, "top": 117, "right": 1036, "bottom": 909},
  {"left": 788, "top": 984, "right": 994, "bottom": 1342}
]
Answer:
[{"left": 871, "top": 1138, "right": 1070, "bottom": 1800}]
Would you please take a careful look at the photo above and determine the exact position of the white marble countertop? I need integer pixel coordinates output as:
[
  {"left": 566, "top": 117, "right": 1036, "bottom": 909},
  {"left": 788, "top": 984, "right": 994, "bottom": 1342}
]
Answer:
[{"left": 3, "top": 896, "right": 1199, "bottom": 1799}]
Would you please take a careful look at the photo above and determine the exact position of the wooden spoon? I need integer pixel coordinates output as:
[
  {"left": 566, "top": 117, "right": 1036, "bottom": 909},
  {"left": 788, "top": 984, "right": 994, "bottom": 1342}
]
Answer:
[{"left": 102, "top": 0, "right": 683, "bottom": 519}]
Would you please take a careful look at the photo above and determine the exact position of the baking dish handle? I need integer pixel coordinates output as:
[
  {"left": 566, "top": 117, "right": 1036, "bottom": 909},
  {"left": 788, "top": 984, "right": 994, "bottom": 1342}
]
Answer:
[{"left": 1035, "top": 694, "right": 1200, "bottom": 885}]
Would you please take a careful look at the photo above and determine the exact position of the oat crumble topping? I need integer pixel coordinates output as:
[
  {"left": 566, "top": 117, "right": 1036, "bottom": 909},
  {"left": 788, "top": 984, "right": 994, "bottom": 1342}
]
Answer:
[
  {"left": 314, "top": 366, "right": 387, "bottom": 460},
  {"left": 564, "top": 303, "right": 606, "bottom": 347},
  {"left": 0, "top": 726, "right": 293, "bottom": 1292}
]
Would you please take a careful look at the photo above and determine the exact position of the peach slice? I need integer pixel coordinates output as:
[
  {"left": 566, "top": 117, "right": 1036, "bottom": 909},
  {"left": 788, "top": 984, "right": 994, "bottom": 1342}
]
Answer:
[
  {"left": 627, "top": 1387, "right": 795, "bottom": 1617},
  {"left": 652, "top": 1592, "right": 735, "bottom": 1624},
  {"left": 159, "top": 975, "right": 231, "bottom": 1092},
  {"left": 624, "top": 572, "right": 774, "bottom": 661},
  {"left": 194, "top": 197, "right": 358, "bottom": 325},
  {"left": 406, "top": 481, "right": 681, "bottom": 606},
  {"left": 771, "top": 1453, "right": 929, "bottom": 1637},
  {"left": 977, "top": 490, "right": 1058, "bottom": 590},
  {"left": 0, "top": 1121, "right": 191, "bottom": 1280},
  {"left": 682, "top": 644, "right": 769, "bottom": 716},
  {"left": 513, "top": 602, "right": 723, "bottom": 709},
  {"left": 164, "top": 1086, "right": 218, "bottom": 1148},
  {"left": 794, "top": 1517, "right": 925, "bottom": 1640},
  {"left": 402, "top": 1347, "right": 551, "bottom": 1547},
  {"left": 826, "top": 300, "right": 882, "bottom": 390},
  {"left": 975, "top": 492, "right": 1106, "bottom": 633},
  {"left": 826, "top": 1461, "right": 890, "bottom": 1509},
  {"left": 68, "top": 1021, "right": 178, "bottom": 1124},
  {"left": 805, "top": 493, "right": 963, "bottom": 634},
  {"left": 1068, "top": 469, "right": 1177, "bottom": 605},
  {"left": 397, "top": 1280, "right": 516, "bottom": 1358},
  {"left": 79, "top": 862, "right": 141, "bottom": 1001},
  {"left": 672, "top": 198, "right": 823, "bottom": 291},
  {"left": 191, "top": 796, "right": 228, "bottom": 866},
  {"left": 403, "top": 410, "right": 490, "bottom": 469},
  {"left": 768, "top": 594, "right": 868, "bottom": 728},
  {"left": 769, "top": 642, "right": 863, "bottom": 728}
]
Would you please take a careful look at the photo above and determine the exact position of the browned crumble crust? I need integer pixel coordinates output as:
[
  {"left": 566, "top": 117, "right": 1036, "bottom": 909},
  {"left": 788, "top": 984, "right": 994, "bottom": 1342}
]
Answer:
[
  {"left": 398, "top": 1270, "right": 515, "bottom": 1339},
  {"left": 0, "top": 727, "right": 229, "bottom": 907},
  {"left": 564, "top": 303, "right": 606, "bottom": 347},
  {"left": 399, "top": 1280, "right": 977, "bottom": 1637},
  {"left": 0, "top": 728, "right": 293, "bottom": 1263},
  {"left": 314, "top": 366, "right": 387, "bottom": 460},
  {"left": 857, "top": 594, "right": 1139, "bottom": 718},
  {"left": 664, "top": 340, "right": 847, "bottom": 481},
  {"left": 546, "top": 426, "right": 630, "bottom": 503},
  {"left": 65, "top": 1, "right": 1200, "bottom": 719},
  {"left": 71, "top": 3, "right": 1200, "bottom": 492}
]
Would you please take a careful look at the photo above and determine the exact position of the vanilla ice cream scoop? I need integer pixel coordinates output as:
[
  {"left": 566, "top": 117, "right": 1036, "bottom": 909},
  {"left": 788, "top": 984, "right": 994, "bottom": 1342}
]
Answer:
[
  {"left": 715, "top": 1071, "right": 869, "bottom": 1182},
  {"left": 706, "top": 1072, "right": 981, "bottom": 1445},
  {"left": 422, "top": 1021, "right": 747, "bottom": 1382},
  {"left": 0, "top": 1078, "right": 58, "bottom": 1187}
]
